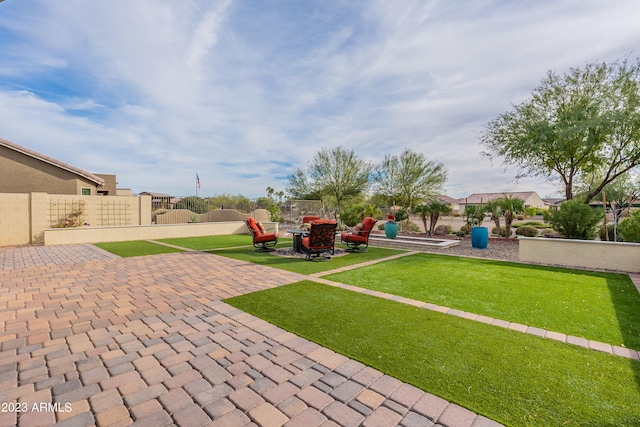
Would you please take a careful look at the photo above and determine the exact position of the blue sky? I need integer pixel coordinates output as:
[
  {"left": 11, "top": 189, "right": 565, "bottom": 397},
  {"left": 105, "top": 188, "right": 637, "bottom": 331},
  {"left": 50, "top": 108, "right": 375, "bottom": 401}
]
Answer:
[{"left": 1, "top": 0, "right": 639, "bottom": 199}]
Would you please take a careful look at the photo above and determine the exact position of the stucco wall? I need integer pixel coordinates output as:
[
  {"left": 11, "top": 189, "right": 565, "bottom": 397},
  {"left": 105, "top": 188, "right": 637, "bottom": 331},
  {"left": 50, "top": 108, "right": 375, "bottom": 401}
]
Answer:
[
  {"left": 0, "top": 193, "right": 30, "bottom": 247},
  {"left": 0, "top": 146, "right": 99, "bottom": 195},
  {"left": 519, "top": 237, "right": 640, "bottom": 273},
  {"left": 155, "top": 208, "right": 270, "bottom": 224},
  {"left": 43, "top": 221, "right": 272, "bottom": 245},
  {"left": 0, "top": 193, "right": 152, "bottom": 246}
]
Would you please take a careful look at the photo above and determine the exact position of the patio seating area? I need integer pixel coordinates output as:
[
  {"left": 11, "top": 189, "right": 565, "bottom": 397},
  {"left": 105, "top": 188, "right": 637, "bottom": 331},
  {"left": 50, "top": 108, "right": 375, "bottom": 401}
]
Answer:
[{"left": 0, "top": 244, "right": 500, "bottom": 427}]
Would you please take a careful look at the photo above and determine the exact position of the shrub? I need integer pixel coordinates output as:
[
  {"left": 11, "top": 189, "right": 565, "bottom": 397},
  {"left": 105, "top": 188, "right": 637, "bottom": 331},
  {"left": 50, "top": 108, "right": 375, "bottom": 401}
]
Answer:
[
  {"left": 400, "top": 220, "right": 421, "bottom": 233},
  {"left": 491, "top": 226, "right": 508, "bottom": 237},
  {"left": 618, "top": 209, "right": 640, "bottom": 243},
  {"left": 515, "top": 225, "right": 538, "bottom": 237},
  {"left": 454, "top": 231, "right": 466, "bottom": 237},
  {"left": 598, "top": 223, "right": 623, "bottom": 242},
  {"left": 540, "top": 228, "right": 559, "bottom": 237},
  {"left": 459, "top": 224, "right": 472, "bottom": 235},
  {"left": 548, "top": 199, "right": 603, "bottom": 240},
  {"left": 516, "top": 221, "right": 552, "bottom": 229},
  {"left": 434, "top": 225, "right": 453, "bottom": 235}
]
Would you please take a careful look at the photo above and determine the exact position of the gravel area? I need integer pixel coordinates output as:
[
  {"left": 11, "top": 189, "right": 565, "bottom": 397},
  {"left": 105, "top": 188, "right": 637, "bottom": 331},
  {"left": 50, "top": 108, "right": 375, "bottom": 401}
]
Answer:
[{"left": 416, "top": 236, "right": 520, "bottom": 262}]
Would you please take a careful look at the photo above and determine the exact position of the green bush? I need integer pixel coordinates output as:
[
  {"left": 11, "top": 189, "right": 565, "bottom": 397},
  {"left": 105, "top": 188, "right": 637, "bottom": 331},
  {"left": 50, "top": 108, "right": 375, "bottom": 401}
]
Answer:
[
  {"left": 394, "top": 208, "right": 409, "bottom": 222},
  {"left": 540, "top": 228, "right": 559, "bottom": 237},
  {"left": 618, "top": 210, "right": 640, "bottom": 243},
  {"left": 459, "top": 224, "right": 472, "bottom": 235},
  {"left": 514, "top": 221, "right": 552, "bottom": 229},
  {"left": 598, "top": 223, "right": 623, "bottom": 242},
  {"left": 491, "top": 226, "right": 508, "bottom": 237},
  {"left": 549, "top": 200, "right": 603, "bottom": 240},
  {"left": 515, "top": 225, "right": 539, "bottom": 237}
]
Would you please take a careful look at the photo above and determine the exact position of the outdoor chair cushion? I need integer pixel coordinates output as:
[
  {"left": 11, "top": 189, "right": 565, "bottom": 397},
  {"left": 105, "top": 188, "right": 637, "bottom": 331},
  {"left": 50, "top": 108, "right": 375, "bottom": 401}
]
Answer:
[{"left": 302, "top": 219, "right": 337, "bottom": 250}]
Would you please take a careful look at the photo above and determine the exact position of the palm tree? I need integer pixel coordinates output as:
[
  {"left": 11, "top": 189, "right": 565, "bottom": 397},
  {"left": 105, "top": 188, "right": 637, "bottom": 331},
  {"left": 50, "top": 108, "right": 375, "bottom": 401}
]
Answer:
[
  {"left": 414, "top": 199, "right": 452, "bottom": 236},
  {"left": 485, "top": 199, "right": 503, "bottom": 236},
  {"left": 499, "top": 194, "right": 525, "bottom": 238}
]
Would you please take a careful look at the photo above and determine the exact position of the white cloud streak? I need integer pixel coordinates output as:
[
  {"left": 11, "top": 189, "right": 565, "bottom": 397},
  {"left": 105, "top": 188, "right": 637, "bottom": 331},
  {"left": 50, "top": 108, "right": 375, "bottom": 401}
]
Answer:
[{"left": 1, "top": 0, "right": 639, "bottom": 198}]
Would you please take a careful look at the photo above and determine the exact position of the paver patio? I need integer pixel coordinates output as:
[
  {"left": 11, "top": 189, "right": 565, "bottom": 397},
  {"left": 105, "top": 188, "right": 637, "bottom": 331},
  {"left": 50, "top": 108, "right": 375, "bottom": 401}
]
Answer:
[{"left": 0, "top": 244, "right": 501, "bottom": 427}]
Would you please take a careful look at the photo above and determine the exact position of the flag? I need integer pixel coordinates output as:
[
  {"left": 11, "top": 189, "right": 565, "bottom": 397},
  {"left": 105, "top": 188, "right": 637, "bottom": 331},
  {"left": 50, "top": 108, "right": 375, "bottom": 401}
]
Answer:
[{"left": 196, "top": 173, "right": 201, "bottom": 189}]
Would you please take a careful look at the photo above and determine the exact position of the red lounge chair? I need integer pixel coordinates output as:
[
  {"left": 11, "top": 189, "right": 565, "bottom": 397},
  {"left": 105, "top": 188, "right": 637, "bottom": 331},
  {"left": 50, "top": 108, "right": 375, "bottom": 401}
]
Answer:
[
  {"left": 302, "top": 215, "right": 321, "bottom": 224},
  {"left": 341, "top": 217, "right": 377, "bottom": 252},
  {"left": 245, "top": 217, "right": 278, "bottom": 251},
  {"left": 301, "top": 219, "right": 337, "bottom": 260}
]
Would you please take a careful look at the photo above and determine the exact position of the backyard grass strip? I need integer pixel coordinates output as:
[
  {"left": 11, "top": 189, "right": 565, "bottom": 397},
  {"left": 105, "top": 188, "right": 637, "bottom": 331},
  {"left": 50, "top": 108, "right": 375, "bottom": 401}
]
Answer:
[
  {"left": 158, "top": 234, "right": 262, "bottom": 250},
  {"left": 323, "top": 252, "right": 640, "bottom": 350},
  {"left": 225, "top": 281, "right": 640, "bottom": 427},
  {"left": 94, "top": 240, "right": 184, "bottom": 257},
  {"left": 212, "top": 245, "right": 406, "bottom": 275}
]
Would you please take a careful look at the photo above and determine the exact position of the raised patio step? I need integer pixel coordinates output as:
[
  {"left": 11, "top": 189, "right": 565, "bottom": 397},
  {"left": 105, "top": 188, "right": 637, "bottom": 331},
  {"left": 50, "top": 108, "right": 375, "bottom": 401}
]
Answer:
[{"left": 368, "top": 234, "right": 459, "bottom": 250}]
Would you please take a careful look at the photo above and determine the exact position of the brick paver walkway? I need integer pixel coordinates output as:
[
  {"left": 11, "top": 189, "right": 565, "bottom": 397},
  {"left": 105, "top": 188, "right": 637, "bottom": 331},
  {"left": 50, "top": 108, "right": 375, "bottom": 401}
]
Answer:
[{"left": 0, "top": 246, "right": 501, "bottom": 427}]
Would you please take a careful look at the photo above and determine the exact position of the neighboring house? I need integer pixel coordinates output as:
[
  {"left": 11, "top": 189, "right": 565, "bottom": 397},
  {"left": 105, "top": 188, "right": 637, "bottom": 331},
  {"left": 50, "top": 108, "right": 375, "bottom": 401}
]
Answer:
[
  {"left": 433, "top": 195, "right": 462, "bottom": 214},
  {"left": 138, "top": 192, "right": 174, "bottom": 210},
  {"left": 462, "top": 191, "right": 546, "bottom": 209},
  {"left": 0, "top": 137, "right": 115, "bottom": 195}
]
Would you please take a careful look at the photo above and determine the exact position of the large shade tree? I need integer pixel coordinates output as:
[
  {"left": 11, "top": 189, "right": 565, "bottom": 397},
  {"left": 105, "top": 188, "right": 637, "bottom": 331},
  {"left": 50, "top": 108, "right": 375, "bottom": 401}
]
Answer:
[
  {"left": 286, "top": 147, "right": 372, "bottom": 215},
  {"left": 373, "top": 148, "right": 447, "bottom": 210},
  {"left": 481, "top": 58, "right": 640, "bottom": 203}
]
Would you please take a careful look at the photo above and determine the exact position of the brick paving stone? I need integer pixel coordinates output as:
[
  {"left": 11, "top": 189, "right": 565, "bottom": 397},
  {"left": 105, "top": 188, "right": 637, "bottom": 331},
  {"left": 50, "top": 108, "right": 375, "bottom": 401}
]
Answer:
[
  {"left": 413, "top": 393, "right": 448, "bottom": 421},
  {"left": 356, "top": 389, "right": 385, "bottom": 410},
  {"left": 130, "top": 399, "right": 163, "bottom": 420},
  {"left": 130, "top": 410, "right": 173, "bottom": 427},
  {"left": 320, "top": 372, "right": 346, "bottom": 388},
  {"left": 290, "top": 368, "right": 324, "bottom": 388},
  {"left": 229, "top": 386, "right": 265, "bottom": 411},
  {"left": 249, "top": 402, "right": 289, "bottom": 427},
  {"left": 159, "top": 388, "right": 193, "bottom": 414},
  {"left": 277, "top": 396, "right": 308, "bottom": 418},
  {"left": 285, "top": 407, "right": 327, "bottom": 427},
  {"left": 330, "top": 380, "right": 364, "bottom": 403},
  {"left": 401, "top": 411, "right": 435, "bottom": 427},
  {"left": 90, "top": 389, "right": 124, "bottom": 413},
  {"left": 437, "top": 404, "right": 477, "bottom": 427},
  {"left": 210, "top": 409, "right": 251, "bottom": 427},
  {"left": 94, "top": 405, "right": 131, "bottom": 427},
  {"left": 263, "top": 365, "right": 293, "bottom": 384},
  {"left": 203, "top": 397, "right": 235, "bottom": 419},
  {"left": 347, "top": 400, "right": 372, "bottom": 417},
  {"left": 333, "top": 360, "right": 365, "bottom": 379},
  {"left": 195, "top": 383, "right": 234, "bottom": 406},
  {"left": 297, "top": 386, "right": 334, "bottom": 411},
  {"left": 471, "top": 415, "right": 505, "bottom": 427},
  {"left": 173, "top": 403, "right": 211, "bottom": 427},
  {"left": 362, "top": 406, "right": 403, "bottom": 427},
  {"left": 389, "top": 383, "right": 424, "bottom": 408},
  {"left": 263, "top": 381, "right": 300, "bottom": 405},
  {"left": 124, "top": 383, "right": 167, "bottom": 407},
  {"left": 322, "top": 401, "right": 364, "bottom": 427},
  {"left": 54, "top": 411, "right": 95, "bottom": 427},
  {"left": 369, "top": 375, "right": 402, "bottom": 397}
]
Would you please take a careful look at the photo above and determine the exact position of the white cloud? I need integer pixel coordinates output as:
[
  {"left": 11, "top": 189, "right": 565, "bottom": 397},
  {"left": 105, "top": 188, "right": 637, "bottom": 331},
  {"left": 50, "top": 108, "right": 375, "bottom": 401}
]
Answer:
[{"left": 1, "top": 0, "right": 639, "bottom": 198}]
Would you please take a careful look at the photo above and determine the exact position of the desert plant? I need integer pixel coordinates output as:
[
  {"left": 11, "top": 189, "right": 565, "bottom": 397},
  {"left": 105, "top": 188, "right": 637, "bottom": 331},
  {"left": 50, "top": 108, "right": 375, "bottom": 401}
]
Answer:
[
  {"left": 414, "top": 199, "right": 452, "bottom": 236},
  {"left": 617, "top": 209, "right": 640, "bottom": 243},
  {"left": 515, "top": 225, "right": 539, "bottom": 237},
  {"left": 459, "top": 224, "right": 472, "bottom": 235},
  {"left": 549, "top": 199, "right": 603, "bottom": 240},
  {"left": 598, "top": 223, "right": 623, "bottom": 242},
  {"left": 491, "top": 226, "right": 508, "bottom": 237}
]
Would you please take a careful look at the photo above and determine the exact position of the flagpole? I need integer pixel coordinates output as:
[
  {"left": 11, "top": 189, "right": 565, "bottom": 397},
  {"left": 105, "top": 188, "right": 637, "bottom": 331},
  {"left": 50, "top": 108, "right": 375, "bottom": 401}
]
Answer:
[{"left": 196, "top": 172, "right": 199, "bottom": 197}]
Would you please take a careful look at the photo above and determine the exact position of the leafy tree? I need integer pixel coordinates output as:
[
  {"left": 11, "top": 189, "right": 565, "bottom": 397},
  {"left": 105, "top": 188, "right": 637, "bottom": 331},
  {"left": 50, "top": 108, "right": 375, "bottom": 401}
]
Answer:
[
  {"left": 339, "top": 204, "right": 382, "bottom": 227},
  {"left": 174, "top": 196, "right": 210, "bottom": 214},
  {"left": 499, "top": 194, "right": 525, "bottom": 239},
  {"left": 373, "top": 148, "right": 447, "bottom": 210},
  {"left": 549, "top": 199, "right": 603, "bottom": 240},
  {"left": 463, "top": 204, "right": 485, "bottom": 227},
  {"left": 413, "top": 199, "right": 452, "bottom": 236},
  {"left": 577, "top": 171, "right": 640, "bottom": 224},
  {"left": 266, "top": 186, "right": 275, "bottom": 200},
  {"left": 287, "top": 147, "right": 372, "bottom": 216},
  {"left": 481, "top": 58, "right": 640, "bottom": 203},
  {"left": 618, "top": 209, "right": 640, "bottom": 242}
]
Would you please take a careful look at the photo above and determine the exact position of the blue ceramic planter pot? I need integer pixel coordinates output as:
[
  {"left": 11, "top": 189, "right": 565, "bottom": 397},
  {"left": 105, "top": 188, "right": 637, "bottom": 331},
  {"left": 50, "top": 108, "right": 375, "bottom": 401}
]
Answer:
[
  {"left": 471, "top": 226, "right": 489, "bottom": 249},
  {"left": 385, "top": 221, "right": 398, "bottom": 239}
]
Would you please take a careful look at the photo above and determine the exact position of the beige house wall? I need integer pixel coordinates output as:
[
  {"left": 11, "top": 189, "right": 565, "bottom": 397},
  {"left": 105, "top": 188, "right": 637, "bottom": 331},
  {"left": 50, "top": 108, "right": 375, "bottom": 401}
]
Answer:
[
  {"left": 43, "top": 221, "right": 270, "bottom": 245},
  {"left": 0, "top": 193, "right": 30, "bottom": 247},
  {"left": 519, "top": 237, "right": 640, "bottom": 273},
  {"left": 0, "top": 146, "right": 100, "bottom": 195},
  {"left": 0, "top": 193, "right": 152, "bottom": 246}
]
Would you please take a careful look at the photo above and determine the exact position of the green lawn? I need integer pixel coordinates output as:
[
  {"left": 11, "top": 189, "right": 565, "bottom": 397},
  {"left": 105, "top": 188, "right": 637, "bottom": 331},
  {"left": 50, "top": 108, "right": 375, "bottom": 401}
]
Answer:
[
  {"left": 225, "top": 281, "right": 640, "bottom": 427},
  {"left": 158, "top": 234, "right": 276, "bottom": 250},
  {"left": 94, "top": 240, "right": 183, "bottom": 257},
  {"left": 212, "top": 245, "right": 406, "bottom": 275},
  {"left": 323, "top": 253, "right": 640, "bottom": 350}
]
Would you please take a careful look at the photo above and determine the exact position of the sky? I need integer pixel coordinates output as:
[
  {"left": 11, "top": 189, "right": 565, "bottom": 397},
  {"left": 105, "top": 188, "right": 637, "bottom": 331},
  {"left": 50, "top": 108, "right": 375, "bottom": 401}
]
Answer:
[{"left": 1, "top": 0, "right": 640, "bottom": 199}]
